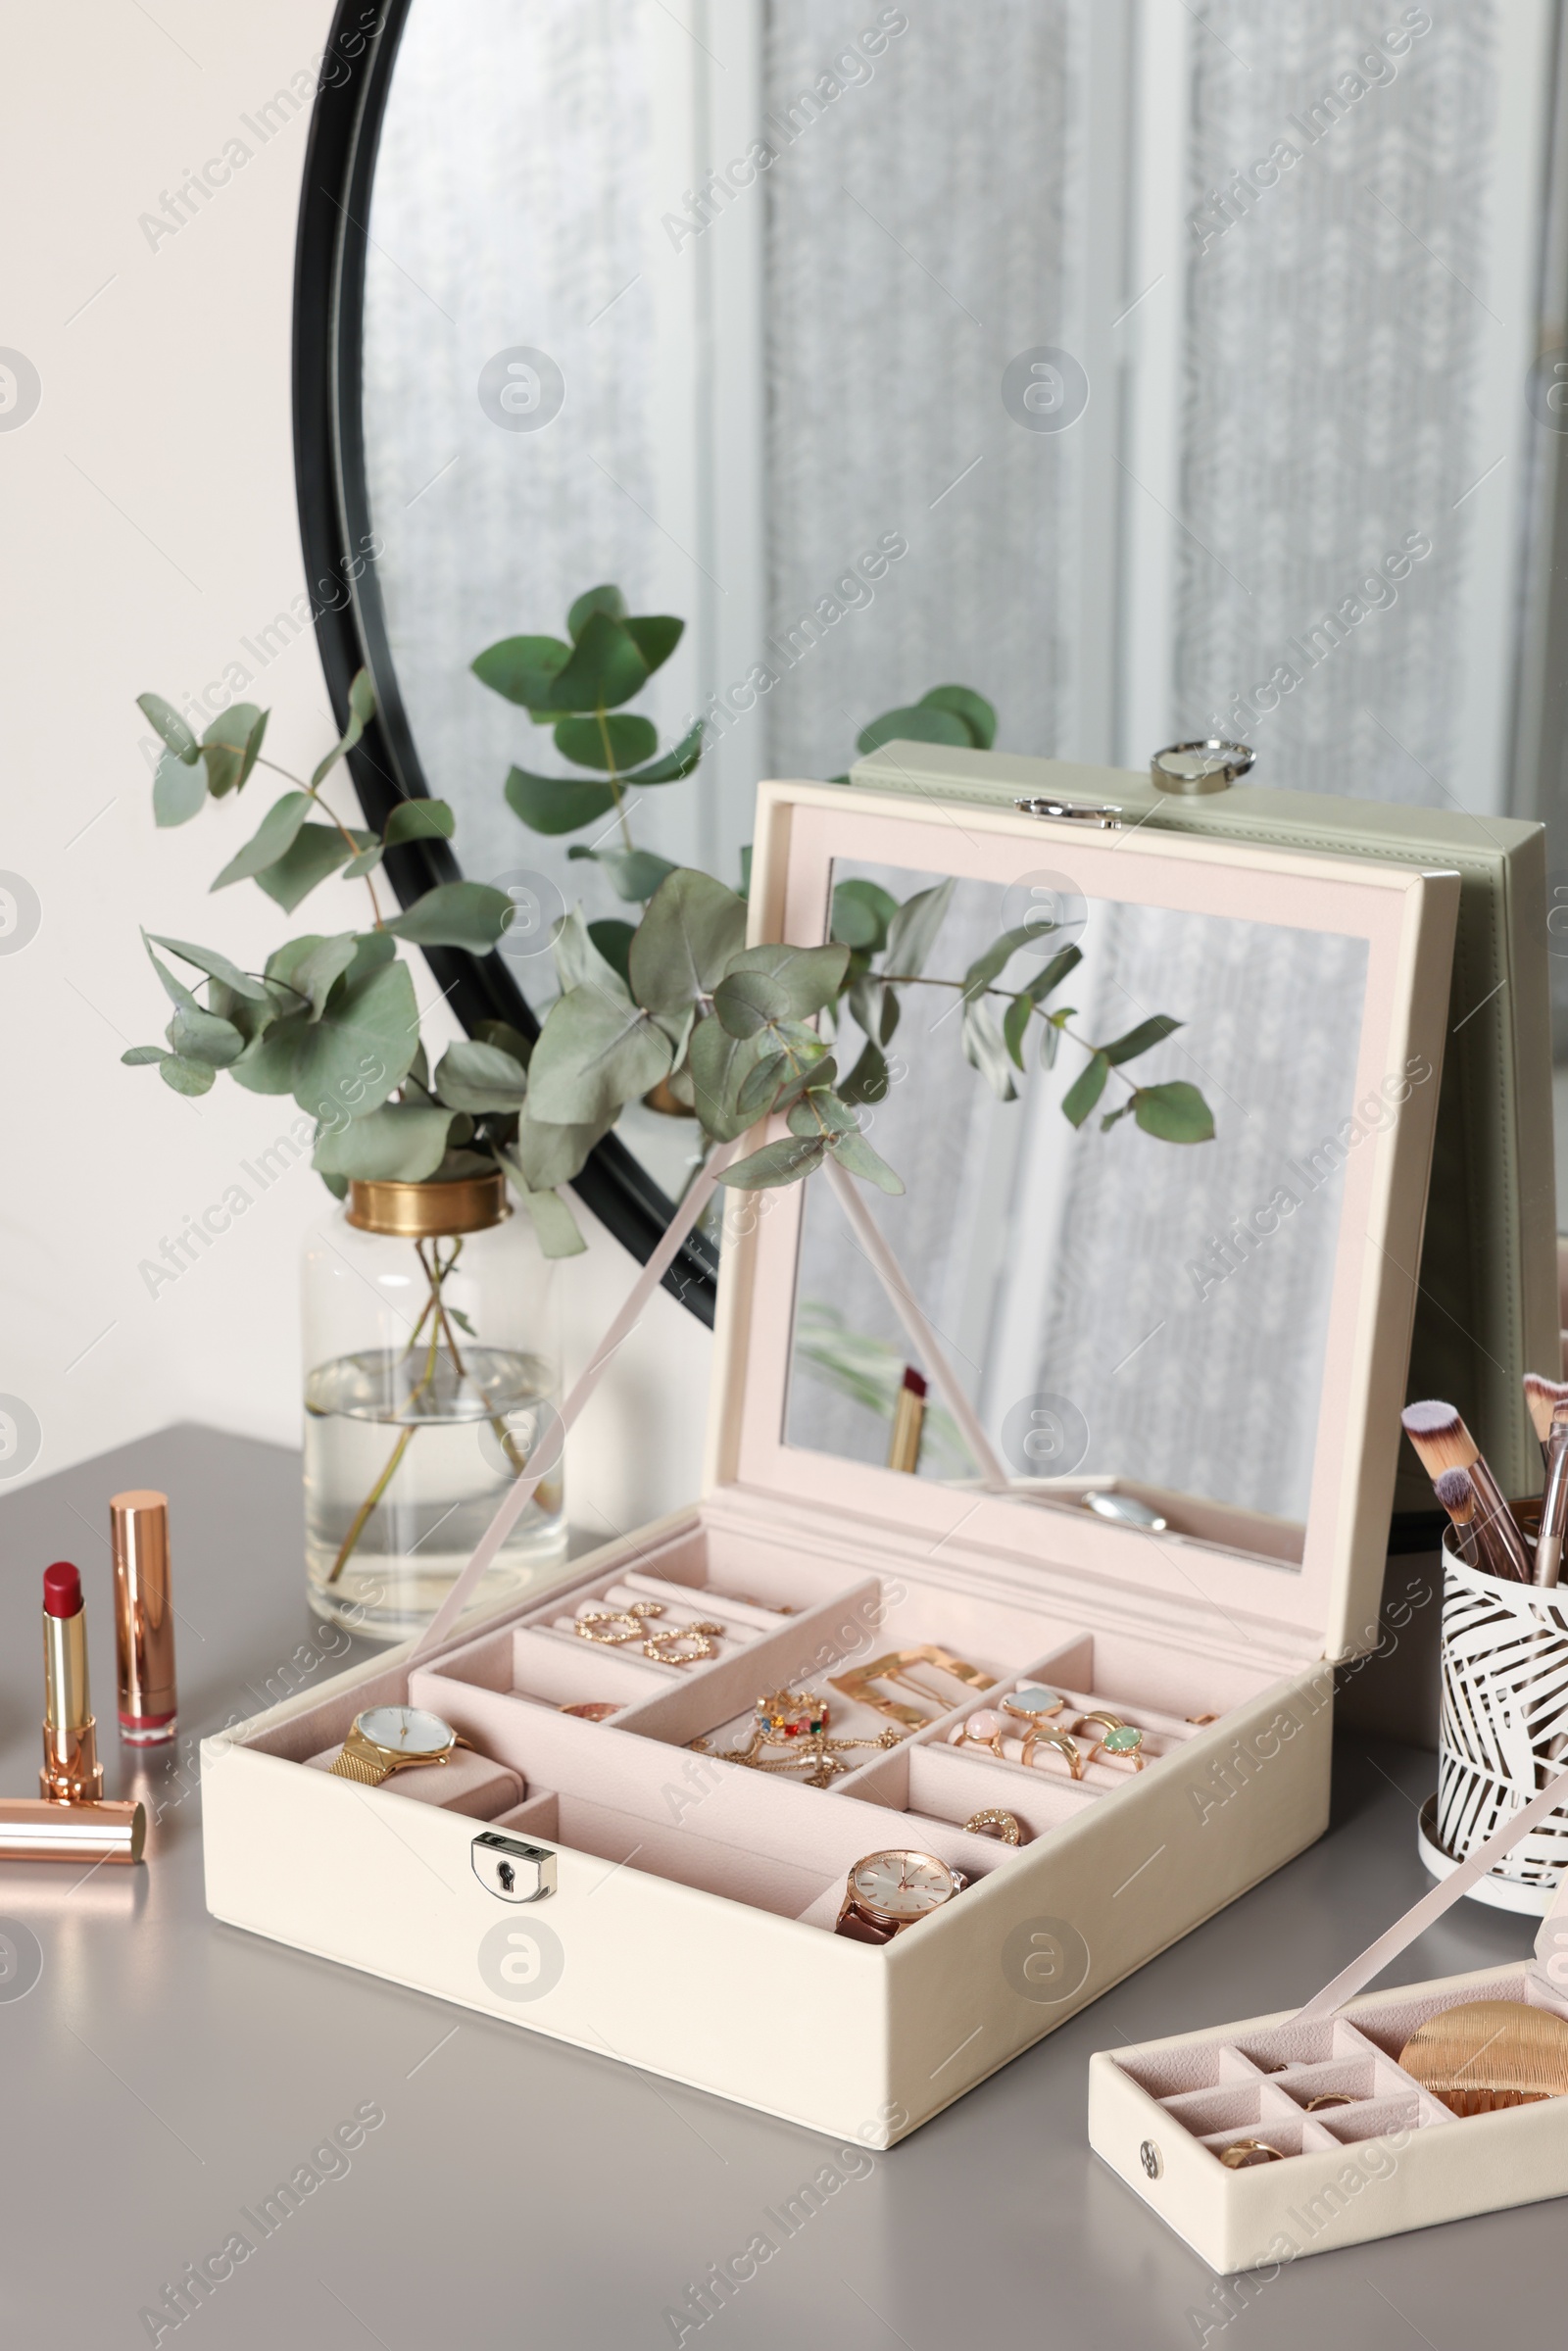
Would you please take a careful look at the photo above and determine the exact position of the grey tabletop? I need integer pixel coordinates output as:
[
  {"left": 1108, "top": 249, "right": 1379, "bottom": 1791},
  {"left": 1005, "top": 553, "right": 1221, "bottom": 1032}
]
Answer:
[{"left": 0, "top": 1426, "right": 1550, "bottom": 2350}]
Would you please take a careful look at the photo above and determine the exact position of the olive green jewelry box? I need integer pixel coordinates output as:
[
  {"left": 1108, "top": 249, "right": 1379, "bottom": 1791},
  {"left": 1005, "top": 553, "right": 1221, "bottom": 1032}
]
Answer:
[
  {"left": 201, "top": 781, "right": 1458, "bottom": 2143},
  {"left": 852, "top": 743, "right": 1558, "bottom": 1512}
]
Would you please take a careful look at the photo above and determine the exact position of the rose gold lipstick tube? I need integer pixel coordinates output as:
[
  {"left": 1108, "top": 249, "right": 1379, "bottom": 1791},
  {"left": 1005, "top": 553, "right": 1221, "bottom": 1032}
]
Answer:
[
  {"left": 41, "top": 1560, "right": 103, "bottom": 1804},
  {"left": 0, "top": 1798, "right": 145, "bottom": 1863},
  {"left": 110, "top": 1490, "right": 177, "bottom": 1744}
]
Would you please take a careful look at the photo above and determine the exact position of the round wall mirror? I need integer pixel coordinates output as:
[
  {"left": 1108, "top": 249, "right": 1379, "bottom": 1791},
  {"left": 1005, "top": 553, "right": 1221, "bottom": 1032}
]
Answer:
[{"left": 298, "top": 0, "right": 1568, "bottom": 1325}]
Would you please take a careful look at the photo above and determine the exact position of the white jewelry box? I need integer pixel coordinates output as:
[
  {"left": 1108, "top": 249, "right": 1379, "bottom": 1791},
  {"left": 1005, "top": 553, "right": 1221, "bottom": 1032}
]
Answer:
[{"left": 201, "top": 782, "right": 1458, "bottom": 2143}]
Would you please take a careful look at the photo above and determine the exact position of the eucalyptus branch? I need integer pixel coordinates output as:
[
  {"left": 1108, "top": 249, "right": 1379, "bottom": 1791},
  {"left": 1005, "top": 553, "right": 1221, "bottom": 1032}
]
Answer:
[
  {"left": 252, "top": 752, "right": 386, "bottom": 928},
  {"left": 594, "top": 704, "right": 634, "bottom": 855}
]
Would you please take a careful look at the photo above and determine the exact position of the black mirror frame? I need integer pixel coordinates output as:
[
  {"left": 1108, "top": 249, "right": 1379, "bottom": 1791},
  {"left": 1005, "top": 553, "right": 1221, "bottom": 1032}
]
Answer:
[{"left": 290, "top": 0, "right": 717, "bottom": 1325}]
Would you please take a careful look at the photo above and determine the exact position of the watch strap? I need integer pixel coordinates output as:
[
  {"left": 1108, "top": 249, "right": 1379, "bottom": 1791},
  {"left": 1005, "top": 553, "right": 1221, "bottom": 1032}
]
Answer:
[
  {"left": 328, "top": 1736, "right": 394, "bottom": 1786},
  {"left": 834, "top": 1899, "right": 899, "bottom": 1944}
]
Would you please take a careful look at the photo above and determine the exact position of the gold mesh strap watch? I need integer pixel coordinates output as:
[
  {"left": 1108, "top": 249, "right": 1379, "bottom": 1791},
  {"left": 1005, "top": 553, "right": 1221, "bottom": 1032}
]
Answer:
[{"left": 327, "top": 1705, "right": 471, "bottom": 1787}]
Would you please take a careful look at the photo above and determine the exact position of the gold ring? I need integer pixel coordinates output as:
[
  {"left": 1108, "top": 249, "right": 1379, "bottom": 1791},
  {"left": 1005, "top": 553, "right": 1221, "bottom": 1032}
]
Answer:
[
  {"left": 1023, "top": 1728, "right": 1084, "bottom": 1780},
  {"left": 952, "top": 1708, "right": 1009, "bottom": 1758},
  {"left": 1085, "top": 1725, "right": 1146, "bottom": 1771},
  {"left": 962, "top": 1808, "right": 1025, "bottom": 1844},
  {"left": 1001, "top": 1688, "right": 1066, "bottom": 1727},
  {"left": 559, "top": 1700, "right": 620, "bottom": 1721},
  {"left": 574, "top": 1601, "right": 662, "bottom": 1645},
  {"left": 1072, "top": 1710, "right": 1125, "bottom": 1739},
  {"left": 1303, "top": 2092, "right": 1354, "bottom": 2111},
  {"left": 1218, "top": 2139, "right": 1284, "bottom": 2169}
]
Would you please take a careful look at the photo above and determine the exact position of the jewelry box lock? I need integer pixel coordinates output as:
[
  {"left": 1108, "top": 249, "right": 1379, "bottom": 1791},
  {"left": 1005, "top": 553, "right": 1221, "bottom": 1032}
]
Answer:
[{"left": 471, "top": 1831, "right": 557, "bottom": 1904}]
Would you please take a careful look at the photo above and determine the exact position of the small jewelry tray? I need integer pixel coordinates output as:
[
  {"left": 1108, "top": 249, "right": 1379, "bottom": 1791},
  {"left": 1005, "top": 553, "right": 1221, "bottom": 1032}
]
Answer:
[{"left": 1091, "top": 1768, "right": 1568, "bottom": 2269}]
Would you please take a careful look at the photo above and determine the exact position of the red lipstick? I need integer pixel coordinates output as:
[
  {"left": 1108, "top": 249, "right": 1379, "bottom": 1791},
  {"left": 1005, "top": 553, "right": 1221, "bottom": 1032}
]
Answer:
[{"left": 41, "top": 1560, "right": 103, "bottom": 1804}]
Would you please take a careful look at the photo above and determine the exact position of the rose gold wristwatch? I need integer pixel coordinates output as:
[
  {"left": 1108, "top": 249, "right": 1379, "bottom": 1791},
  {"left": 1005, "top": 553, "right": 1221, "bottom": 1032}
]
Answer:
[{"left": 834, "top": 1848, "right": 967, "bottom": 1943}]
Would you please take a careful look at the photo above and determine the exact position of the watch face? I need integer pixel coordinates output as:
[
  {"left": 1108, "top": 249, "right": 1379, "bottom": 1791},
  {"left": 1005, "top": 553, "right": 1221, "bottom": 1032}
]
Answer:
[
  {"left": 357, "top": 1704, "right": 454, "bottom": 1758},
  {"left": 850, "top": 1850, "right": 956, "bottom": 1922}
]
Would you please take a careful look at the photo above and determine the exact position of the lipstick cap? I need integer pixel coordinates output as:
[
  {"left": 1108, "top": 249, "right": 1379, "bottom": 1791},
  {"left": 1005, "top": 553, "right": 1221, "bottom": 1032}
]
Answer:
[
  {"left": 109, "top": 1490, "right": 177, "bottom": 1744},
  {"left": 0, "top": 1798, "right": 145, "bottom": 1864}
]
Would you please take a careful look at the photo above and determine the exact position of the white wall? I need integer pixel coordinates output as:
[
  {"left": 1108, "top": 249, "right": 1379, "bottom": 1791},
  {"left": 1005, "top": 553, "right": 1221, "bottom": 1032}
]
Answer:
[{"left": 0, "top": 0, "right": 710, "bottom": 1526}]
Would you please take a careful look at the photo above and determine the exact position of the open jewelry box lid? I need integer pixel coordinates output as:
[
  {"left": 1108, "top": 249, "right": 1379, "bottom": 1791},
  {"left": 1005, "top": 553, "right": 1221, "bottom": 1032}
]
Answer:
[
  {"left": 700, "top": 778, "right": 1460, "bottom": 1673},
  {"left": 848, "top": 740, "right": 1557, "bottom": 1512}
]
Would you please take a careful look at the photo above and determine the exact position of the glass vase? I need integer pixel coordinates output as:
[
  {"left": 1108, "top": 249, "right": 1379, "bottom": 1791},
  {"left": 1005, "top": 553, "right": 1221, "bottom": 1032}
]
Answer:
[{"left": 302, "top": 1172, "right": 566, "bottom": 1641}]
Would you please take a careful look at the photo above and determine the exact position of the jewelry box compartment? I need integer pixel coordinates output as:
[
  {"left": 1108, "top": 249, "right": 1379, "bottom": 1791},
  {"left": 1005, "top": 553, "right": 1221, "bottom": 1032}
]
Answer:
[{"left": 1106, "top": 1963, "right": 1568, "bottom": 2171}]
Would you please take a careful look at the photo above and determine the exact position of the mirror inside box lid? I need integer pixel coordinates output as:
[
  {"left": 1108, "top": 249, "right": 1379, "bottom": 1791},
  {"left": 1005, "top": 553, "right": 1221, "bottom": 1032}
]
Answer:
[{"left": 783, "top": 858, "right": 1380, "bottom": 1573}]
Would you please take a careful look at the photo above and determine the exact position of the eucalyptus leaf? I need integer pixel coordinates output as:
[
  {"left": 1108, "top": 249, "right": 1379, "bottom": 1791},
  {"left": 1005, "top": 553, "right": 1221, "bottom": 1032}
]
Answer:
[
  {"left": 960, "top": 999, "right": 1018, "bottom": 1102},
  {"left": 344, "top": 845, "right": 384, "bottom": 878},
  {"left": 432, "top": 1039, "right": 528, "bottom": 1113},
  {"left": 1039, "top": 1015, "right": 1063, "bottom": 1070},
  {"left": 310, "top": 669, "right": 375, "bottom": 789},
  {"left": 153, "top": 746, "right": 208, "bottom": 826},
  {"left": 717, "top": 1135, "right": 827, "bottom": 1189},
  {"left": 566, "top": 585, "right": 627, "bottom": 641},
  {"left": 384, "top": 882, "right": 514, "bottom": 952},
  {"left": 712, "top": 942, "right": 849, "bottom": 1037},
  {"left": 141, "top": 929, "right": 197, "bottom": 1010},
  {"left": 471, "top": 634, "right": 573, "bottom": 708},
  {"left": 168, "top": 1003, "right": 245, "bottom": 1067},
  {"left": 201, "top": 704, "right": 266, "bottom": 798},
  {"left": 622, "top": 717, "right": 704, "bottom": 784},
  {"left": 1131, "top": 1081, "right": 1215, "bottom": 1143},
  {"left": 856, "top": 704, "right": 972, "bottom": 757},
  {"left": 572, "top": 845, "right": 676, "bottom": 903},
  {"left": 473, "top": 1018, "right": 533, "bottom": 1069},
  {"left": 828, "top": 1129, "right": 905, "bottom": 1194},
  {"left": 514, "top": 1179, "right": 590, "bottom": 1259},
  {"left": 291, "top": 955, "right": 419, "bottom": 1125},
  {"left": 313, "top": 1102, "right": 454, "bottom": 1183},
  {"left": 880, "top": 879, "right": 954, "bottom": 980},
  {"left": 629, "top": 869, "right": 749, "bottom": 1014},
  {"left": 1060, "top": 1052, "right": 1109, "bottom": 1128},
  {"left": 1023, "top": 942, "right": 1083, "bottom": 1004},
  {"left": 526, "top": 986, "right": 672, "bottom": 1125},
  {"left": 263, "top": 931, "right": 362, "bottom": 1015},
  {"left": 505, "top": 765, "right": 617, "bottom": 835},
  {"left": 253, "top": 823, "right": 370, "bottom": 913},
  {"left": 734, "top": 1049, "right": 790, "bottom": 1121},
  {"left": 586, "top": 920, "right": 634, "bottom": 988},
  {"left": 547, "top": 610, "right": 651, "bottom": 713},
  {"left": 554, "top": 714, "right": 656, "bottom": 772},
  {"left": 831, "top": 878, "right": 897, "bottom": 952},
  {"left": 839, "top": 1040, "right": 890, "bottom": 1105},
  {"left": 158, "top": 1053, "right": 216, "bottom": 1097},
  {"left": 960, "top": 923, "right": 1045, "bottom": 1004},
  {"left": 210, "top": 792, "right": 313, "bottom": 889},
  {"left": 551, "top": 906, "right": 630, "bottom": 1003},
  {"left": 229, "top": 1011, "right": 311, "bottom": 1095},
  {"left": 509, "top": 1110, "right": 612, "bottom": 1191},
  {"left": 919, "top": 684, "right": 997, "bottom": 749},
  {"left": 151, "top": 935, "right": 269, "bottom": 1002},
  {"left": 686, "top": 1018, "right": 769, "bottom": 1141},
  {"left": 621, "top": 613, "right": 684, "bottom": 676},
  {"left": 786, "top": 1086, "right": 858, "bottom": 1139},
  {"left": 137, "top": 693, "right": 199, "bottom": 762},
  {"left": 121, "top": 1045, "right": 168, "bottom": 1066},
  {"left": 383, "top": 799, "right": 456, "bottom": 847},
  {"left": 1102, "top": 1013, "right": 1182, "bottom": 1066},
  {"left": 1003, "top": 990, "right": 1033, "bottom": 1071}
]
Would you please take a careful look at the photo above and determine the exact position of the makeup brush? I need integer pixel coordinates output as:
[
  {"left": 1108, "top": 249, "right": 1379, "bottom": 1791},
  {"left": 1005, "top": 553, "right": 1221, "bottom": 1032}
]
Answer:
[
  {"left": 1523, "top": 1374, "right": 1568, "bottom": 1462},
  {"left": 1401, "top": 1401, "right": 1531, "bottom": 1583},
  {"left": 1433, "top": 1467, "right": 1480, "bottom": 1567},
  {"left": 1537, "top": 1403, "right": 1568, "bottom": 1588}
]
